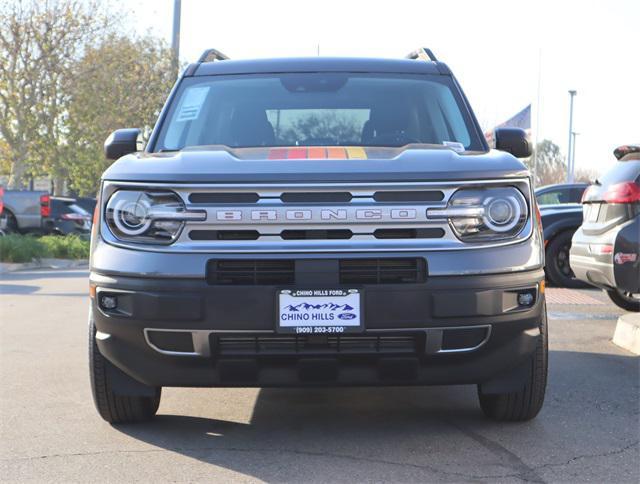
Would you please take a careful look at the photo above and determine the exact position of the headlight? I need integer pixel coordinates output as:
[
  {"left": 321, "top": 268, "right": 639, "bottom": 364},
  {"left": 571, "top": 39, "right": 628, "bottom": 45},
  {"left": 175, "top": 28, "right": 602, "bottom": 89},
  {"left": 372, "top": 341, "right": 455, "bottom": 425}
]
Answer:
[
  {"left": 427, "top": 187, "right": 528, "bottom": 242},
  {"left": 105, "top": 190, "right": 205, "bottom": 244}
]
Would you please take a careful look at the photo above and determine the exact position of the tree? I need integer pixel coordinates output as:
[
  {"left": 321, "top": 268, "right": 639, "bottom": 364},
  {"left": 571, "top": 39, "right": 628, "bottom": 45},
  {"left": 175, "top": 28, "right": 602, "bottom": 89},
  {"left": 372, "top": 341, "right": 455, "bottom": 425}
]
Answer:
[
  {"left": 0, "top": 1, "right": 173, "bottom": 196},
  {"left": 525, "top": 140, "right": 567, "bottom": 187},
  {"left": 0, "top": 0, "right": 113, "bottom": 190},
  {"left": 574, "top": 168, "right": 598, "bottom": 183},
  {"left": 278, "top": 111, "right": 362, "bottom": 146},
  {"left": 64, "top": 36, "right": 175, "bottom": 196}
]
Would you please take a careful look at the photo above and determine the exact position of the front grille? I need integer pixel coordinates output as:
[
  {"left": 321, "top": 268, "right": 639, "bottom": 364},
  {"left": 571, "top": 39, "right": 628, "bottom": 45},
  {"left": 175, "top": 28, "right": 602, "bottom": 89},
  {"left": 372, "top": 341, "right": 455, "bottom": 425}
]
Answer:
[
  {"left": 189, "top": 192, "right": 260, "bottom": 203},
  {"left": 194, "top": 229, "right": 443, "bottom": 241},
  {"left": 214, "top": 334, "right": 422, "bottom": 356},
  {"left": 281, "top": 229, "right": 353, "bottom": 240},
  {"left": 190, "top": 230, "right": 260, "bottom": 240},
  {"left": 373, "top": 228, "right": 444, "bottom": 239},
  {"left": 104, "top": 180, "right": 533, "bottom": 253},
  {"left": 373, "top": 190, "right": 444, "bottom": 202},
  {"left": 280, "top": 192, "right": 352, "bottom": 203},
  {"left": 180, "top": 183, "right": 458, "bottom": 248},
  {"left": 207, "top": 260, "right": 295, "bottom": 285},
  {"left": 339, "top": 258, "right": 426, "bottom": 284}
]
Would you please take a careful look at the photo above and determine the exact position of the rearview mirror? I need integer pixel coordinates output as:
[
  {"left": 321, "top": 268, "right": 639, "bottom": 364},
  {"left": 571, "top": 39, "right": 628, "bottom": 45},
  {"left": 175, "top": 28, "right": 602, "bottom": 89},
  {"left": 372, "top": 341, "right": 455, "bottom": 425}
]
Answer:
[
  {"left": 104, "top": 128, "right": 141, "bottom": 160},
  {"left": 494, "top": 128, "right": 532, "bottom": 158}
]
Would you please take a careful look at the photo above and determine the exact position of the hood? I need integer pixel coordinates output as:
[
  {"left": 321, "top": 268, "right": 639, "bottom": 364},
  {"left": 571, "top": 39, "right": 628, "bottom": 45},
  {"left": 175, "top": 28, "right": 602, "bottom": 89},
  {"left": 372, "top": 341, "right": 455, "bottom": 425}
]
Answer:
[{"left": 102, "top": 145, "right": 529, "bottom": 184}]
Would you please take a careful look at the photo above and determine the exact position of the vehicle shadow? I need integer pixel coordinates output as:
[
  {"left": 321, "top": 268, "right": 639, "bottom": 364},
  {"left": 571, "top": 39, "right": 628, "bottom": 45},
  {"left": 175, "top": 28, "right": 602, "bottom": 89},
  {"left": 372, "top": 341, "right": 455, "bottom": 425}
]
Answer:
[
  {"left": 114, "top": 350, "right": 639, "bottom": 482},
  {"left": 117, "top": 385, "right": 484, "bottom": 481}
]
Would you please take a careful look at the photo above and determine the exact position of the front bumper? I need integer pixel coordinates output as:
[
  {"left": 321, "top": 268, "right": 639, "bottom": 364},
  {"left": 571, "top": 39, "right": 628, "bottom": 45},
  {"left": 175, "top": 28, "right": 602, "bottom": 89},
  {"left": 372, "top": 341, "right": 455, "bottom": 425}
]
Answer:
[{"left": 91, "top": 268, "right": 545, "bottom": 388}]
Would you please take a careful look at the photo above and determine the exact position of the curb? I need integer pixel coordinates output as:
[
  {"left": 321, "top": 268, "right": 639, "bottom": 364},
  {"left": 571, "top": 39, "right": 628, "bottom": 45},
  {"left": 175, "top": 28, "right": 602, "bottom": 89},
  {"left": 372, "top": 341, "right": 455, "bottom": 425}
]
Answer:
[
  {"left": 0, "top": 259, "right": 89, "bottom": 274},
  {"left": 612, "top": 313, "right": 640, "bottom": 355}
]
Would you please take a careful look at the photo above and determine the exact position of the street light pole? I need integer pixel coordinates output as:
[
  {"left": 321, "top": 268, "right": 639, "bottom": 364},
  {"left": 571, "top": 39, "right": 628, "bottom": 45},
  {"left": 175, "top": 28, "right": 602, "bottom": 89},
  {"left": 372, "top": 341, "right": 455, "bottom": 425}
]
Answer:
[
  {"left": 567, "top": 90, "right": 577, "bottom": 183},
  {"left": 571, "top": 131, "right": 579, "bottom": 179},
  {"left": 171, "top": 0, "right": 182, "bottom": 76}
]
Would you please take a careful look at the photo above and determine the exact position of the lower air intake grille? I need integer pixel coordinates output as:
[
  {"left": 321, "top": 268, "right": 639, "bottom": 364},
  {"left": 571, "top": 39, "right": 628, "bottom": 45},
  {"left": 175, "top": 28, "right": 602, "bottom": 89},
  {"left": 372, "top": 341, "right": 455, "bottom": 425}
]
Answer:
[
  {"left": 339, "top": 258, "right": 426, "bottom": 284},
  {"left": 214, "top": 334, "right": 421, "bottom": 356},
  {"left": 207, "top": 260, "right": 295, "bottom": 285},
  {"left": 207, "top": 258, "right": 426, "bottom": 285}
]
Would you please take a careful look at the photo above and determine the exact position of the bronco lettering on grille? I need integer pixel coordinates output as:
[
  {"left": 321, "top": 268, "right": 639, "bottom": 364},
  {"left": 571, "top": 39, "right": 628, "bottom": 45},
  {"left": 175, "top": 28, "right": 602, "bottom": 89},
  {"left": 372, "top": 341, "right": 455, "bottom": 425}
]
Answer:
[{"left": 213, "top": 207, "right": 421, "bottom": 224}]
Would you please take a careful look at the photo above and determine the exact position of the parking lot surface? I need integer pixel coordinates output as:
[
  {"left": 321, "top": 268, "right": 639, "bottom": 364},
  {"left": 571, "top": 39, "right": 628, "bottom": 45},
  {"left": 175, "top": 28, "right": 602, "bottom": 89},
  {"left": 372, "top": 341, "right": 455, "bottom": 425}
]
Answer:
[{"left": 1, "top": 270, "right": 638, "bottom": 483}]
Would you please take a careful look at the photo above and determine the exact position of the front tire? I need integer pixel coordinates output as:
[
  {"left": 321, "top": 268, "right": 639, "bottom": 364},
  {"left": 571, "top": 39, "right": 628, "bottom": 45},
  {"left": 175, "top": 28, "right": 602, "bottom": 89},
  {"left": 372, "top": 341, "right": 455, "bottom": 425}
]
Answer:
[
  {"left": 606, "top": 289, "right": 640, "bottom": 312},
  {"left": 89, "top": 312, "right": 161, "bottom": 423},
  {"left": 478, "top": 305, "right": 548, "bottom": 421}
]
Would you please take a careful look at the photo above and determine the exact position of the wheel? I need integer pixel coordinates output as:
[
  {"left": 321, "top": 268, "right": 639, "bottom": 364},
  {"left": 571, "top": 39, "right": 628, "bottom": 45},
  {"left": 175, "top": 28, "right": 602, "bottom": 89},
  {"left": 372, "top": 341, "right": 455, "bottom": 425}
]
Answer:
[
  {"left": 89, "top": 311, "right": 161, "bottom": 423},
  {"left": 0, "top": 210, "right": 19, "bottom": 234},
  {"left": 545, "top": 230, "right": 585, "bottom": 288},
  {"left": 606, "top": 289, "right": 640, "bottom": 312},
  {"left": 478, "top": 304, "right": 548, "bottom": 421}
]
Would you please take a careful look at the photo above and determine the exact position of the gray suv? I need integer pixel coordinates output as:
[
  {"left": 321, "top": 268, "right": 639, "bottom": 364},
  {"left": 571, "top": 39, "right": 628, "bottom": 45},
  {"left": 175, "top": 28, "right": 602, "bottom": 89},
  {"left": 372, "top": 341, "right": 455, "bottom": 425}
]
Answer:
[{"left": 89, "top": 48, "right": 548, "bottom": 423}]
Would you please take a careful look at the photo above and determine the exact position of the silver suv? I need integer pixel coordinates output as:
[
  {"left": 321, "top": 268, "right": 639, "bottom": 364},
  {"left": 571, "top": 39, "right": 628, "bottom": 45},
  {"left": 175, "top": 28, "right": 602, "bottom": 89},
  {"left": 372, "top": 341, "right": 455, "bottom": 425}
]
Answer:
[{"left": 89, "top": 48, "right": 548, "bottom": 423}]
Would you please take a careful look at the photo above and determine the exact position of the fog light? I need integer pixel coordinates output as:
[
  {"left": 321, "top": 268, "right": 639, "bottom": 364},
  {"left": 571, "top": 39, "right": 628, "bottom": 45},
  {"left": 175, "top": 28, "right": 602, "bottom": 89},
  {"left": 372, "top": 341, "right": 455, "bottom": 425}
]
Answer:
[
  {"left": 517, "top": 292, "right": 534, "bottom": 307},
  {"left": 100, "top": 295, "right": 118, "bottom": 310}
]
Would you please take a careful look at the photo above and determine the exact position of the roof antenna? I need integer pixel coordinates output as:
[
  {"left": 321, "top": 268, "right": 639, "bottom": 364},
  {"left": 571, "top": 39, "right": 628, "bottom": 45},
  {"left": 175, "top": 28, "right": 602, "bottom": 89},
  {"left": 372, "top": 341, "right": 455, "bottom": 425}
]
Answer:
[{"left": 317, "top": 43, "right": 320, "bottom": 56}]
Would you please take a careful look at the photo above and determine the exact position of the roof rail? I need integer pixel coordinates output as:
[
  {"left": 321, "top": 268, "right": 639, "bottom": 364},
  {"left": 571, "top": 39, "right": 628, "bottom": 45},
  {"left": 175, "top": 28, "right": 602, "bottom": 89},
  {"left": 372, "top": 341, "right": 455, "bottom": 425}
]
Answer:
[
  {"left": 198, "top": 48, "right": 230, "bottom": 63},
  {"left": 405, "top": 48, "right": 438, "bottom": 62}
]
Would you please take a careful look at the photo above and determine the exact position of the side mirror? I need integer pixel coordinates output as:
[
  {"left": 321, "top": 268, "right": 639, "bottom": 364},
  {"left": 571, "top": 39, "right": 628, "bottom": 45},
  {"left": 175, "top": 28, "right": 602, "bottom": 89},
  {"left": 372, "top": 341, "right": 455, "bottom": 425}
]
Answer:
[
  {"left": 494, "top": 128, "right": 532, "bottom": 158},
  {"left": 104, "top": 128, "right": 141, "bottom": 160}
]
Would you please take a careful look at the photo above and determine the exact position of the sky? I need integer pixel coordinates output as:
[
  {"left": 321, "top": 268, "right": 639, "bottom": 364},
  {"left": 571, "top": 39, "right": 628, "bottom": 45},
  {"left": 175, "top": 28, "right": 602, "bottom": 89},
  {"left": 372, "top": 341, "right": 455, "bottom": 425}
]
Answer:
[{"left": 127, "top": 0, "right": 639, "bottom": 177}]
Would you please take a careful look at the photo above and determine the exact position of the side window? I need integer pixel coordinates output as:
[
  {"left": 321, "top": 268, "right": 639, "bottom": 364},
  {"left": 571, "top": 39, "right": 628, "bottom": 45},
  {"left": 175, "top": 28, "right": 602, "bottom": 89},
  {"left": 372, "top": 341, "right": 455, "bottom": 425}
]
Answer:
[
  {"left": 571, "top": 187, "right": 587, "bottom": 203},
  {"left": 537, "top": 191, "right": 561, "bottom": 205},
  {"left": 556, "top": 189, "right": 571, "bottom": 203}
]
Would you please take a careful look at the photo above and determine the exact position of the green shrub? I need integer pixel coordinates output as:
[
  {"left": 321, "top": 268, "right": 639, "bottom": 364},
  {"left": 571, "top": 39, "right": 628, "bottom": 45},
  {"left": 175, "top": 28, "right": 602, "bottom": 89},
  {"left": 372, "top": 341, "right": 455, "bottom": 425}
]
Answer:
[
  {"left": 0, "top": 234, "right": 47, "bottom": 263},
  {"left": 0, "top": 234, "right": 90, "bottom": 262},
  {"left": 39, "top": 235, "right": 90, "bottom": 260}
]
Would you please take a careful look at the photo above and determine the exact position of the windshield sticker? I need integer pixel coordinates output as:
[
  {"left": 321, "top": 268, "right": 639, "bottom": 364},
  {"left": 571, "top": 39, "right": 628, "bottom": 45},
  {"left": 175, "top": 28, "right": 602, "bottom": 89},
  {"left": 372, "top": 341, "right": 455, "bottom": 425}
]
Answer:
[
  {"left": 443, "top": 141, "right": 465, "bottom": 152},
  {"left": 176, "top": 87, "right": 210, "bottom": 122}
]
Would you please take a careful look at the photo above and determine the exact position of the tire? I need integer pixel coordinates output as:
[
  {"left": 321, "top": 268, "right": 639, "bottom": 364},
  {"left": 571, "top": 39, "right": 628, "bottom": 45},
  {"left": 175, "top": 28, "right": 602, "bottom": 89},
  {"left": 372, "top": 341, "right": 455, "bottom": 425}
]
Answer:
[
  {"left": 606, "top": 289, "right": 640, "bottom": 312},
  {"left": 0, "top": 210, "right": 19, "bottom": 234},
  {"left": 89, "top": 311, "right": 161, "bottom": 423},
  {"left": 478, "top": 304, "right": 548, "bottom": 421},
  {"left": 545, "top": 230, "right": 585, "bottom": 288}
]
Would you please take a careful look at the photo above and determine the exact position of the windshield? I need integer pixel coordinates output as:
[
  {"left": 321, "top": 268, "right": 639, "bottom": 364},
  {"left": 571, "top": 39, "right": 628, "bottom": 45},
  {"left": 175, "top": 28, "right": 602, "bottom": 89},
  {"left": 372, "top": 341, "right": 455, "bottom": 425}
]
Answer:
[{"left": 153, "top": 73, "right": 483, "bottom": 152}]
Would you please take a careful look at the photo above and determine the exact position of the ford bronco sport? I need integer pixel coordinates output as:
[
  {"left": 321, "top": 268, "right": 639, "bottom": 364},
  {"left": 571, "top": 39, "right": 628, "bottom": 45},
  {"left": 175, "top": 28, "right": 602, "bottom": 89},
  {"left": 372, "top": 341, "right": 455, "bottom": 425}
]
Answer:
[{"left": 90, "top": 48, "right": 548, "bottom": 423}]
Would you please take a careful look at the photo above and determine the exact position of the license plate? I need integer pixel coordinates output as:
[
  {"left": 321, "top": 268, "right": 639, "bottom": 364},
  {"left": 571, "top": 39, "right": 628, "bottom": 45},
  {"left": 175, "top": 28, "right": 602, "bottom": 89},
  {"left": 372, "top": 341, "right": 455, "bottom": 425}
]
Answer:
[{"left": 277, "top": 289, "right": 362, "bottom": 334}]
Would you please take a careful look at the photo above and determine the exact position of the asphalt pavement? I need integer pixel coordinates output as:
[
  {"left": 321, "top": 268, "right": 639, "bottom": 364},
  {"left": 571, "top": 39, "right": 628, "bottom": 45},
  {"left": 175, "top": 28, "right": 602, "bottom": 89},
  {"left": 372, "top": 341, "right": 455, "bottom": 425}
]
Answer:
[{"left": 1, "top": 270, "right": 638, "bottom": 483}]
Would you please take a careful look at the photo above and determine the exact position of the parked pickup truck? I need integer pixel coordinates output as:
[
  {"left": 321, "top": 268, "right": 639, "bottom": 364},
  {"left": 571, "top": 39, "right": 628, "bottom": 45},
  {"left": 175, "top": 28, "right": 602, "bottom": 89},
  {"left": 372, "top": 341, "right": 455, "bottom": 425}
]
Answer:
[{"left": 0, "top": 188, "right": 51, "bottom": 234}]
